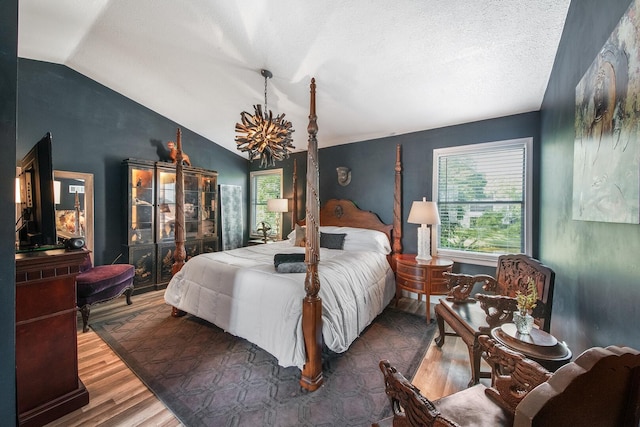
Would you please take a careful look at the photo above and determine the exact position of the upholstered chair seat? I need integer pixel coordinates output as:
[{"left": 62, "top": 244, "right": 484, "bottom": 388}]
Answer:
[
  {"left": 431, "top": 384, "right": 509, "bottom": 426},
  {"left": 76, "top": 255, "right": 134, "bottom": 332}
]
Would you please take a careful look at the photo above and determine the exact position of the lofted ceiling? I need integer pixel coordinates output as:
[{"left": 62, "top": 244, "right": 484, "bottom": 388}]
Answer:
[{"left": 18, "top": 0, "right": 571, "bottom": 158}]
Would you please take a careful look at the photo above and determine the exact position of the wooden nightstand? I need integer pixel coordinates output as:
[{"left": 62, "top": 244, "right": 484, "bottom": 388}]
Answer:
[{"left": 395, "top": 254, "right": 453, "bottom": 322}]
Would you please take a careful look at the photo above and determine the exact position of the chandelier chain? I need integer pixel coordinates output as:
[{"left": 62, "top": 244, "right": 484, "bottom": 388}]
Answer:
[{"left": 264, "top": 75, "right": 268, "bottom": 113}]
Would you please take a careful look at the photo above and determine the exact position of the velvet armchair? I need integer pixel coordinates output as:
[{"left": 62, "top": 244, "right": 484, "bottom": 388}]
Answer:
[{"left": 76, "top": 253, "right": 135, "bottom": 332}]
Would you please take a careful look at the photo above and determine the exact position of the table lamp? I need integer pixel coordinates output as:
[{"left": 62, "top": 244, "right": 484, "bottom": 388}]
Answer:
[
  {"left": 267, "top": 198, "right": 288, "bottom": 239},
  {"left": 407, "top": 197, "right": 440, "bottom": 261}
]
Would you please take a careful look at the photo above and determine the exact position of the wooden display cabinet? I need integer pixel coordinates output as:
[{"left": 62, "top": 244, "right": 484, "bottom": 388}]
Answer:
[
  {"left": 123, "top": 159, "right": 218, "bottom": 292},
  {"left": 126, "top": 243, "right": 156, "bottom": 291},
  {"left": 202, "top": 237, "right": 219, "bottom": 253},
  {"left": 156, "top": 240, "right": 202, "bottom": 285}
]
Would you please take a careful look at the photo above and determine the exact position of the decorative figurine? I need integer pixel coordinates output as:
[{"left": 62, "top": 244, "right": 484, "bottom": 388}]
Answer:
[
  {"left": 167, "top": 140, "right": 191, "bottom": 166},
  {"left": 257, "top": 221, "right": 272, "bottom": 243},
  {"left": 337, "top": 166, "right": 351, "bottom": 186}
]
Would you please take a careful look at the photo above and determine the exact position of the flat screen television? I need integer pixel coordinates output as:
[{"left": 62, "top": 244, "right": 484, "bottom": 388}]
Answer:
[{"left": 16, "top": 132, "right": 58, "bottom": 251}]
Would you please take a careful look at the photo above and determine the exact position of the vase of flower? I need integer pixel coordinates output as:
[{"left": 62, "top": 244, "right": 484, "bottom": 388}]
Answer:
[
  {"left": 514, "top": 277, "right": 538, "bottom": 335},
  {"left": 513, "top": 310, "right": 534, "bottom": 335}
]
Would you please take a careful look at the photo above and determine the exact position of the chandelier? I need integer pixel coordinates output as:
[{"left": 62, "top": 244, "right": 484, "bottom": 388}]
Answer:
[{"left": 235, "top": 69, "right": 295, "bottom": 168}]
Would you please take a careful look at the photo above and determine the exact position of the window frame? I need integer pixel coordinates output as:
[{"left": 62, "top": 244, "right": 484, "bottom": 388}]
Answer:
[
  {"left": 432, "top": 137, "right": 533, "bottom": 267},
  {"left": 249, "top": 168, "right": 284, "bottom": 239}
]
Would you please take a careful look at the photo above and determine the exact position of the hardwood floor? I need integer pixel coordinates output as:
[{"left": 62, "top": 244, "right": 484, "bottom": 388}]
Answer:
[
  {"left": 45, "top": 291, "right": 487, "bottom": 426},
  {"left": 45, "top": 291, "right": 181, "bottom": 427}
]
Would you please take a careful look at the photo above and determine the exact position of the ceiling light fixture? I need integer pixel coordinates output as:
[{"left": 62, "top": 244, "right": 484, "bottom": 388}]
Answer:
[{"left": 235, "top": 69, "right": 295, "bottom": 168}]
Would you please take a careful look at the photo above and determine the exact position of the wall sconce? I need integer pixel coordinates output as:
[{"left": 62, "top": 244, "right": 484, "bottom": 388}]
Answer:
[
  {"left": 267, "top": 198, "right": 288, "bottom": 238},
  {"left": 336, "top": 166, "right": 351, "bottom": 186},
  {"left": 407, "top": 197, "right": 441, "bottom": 261}
]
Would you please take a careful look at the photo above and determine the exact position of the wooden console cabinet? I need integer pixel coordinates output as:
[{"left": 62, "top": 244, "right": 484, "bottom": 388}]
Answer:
[
  {"left": 15, "top": 249, "right": 90, "bottom": 427},
  {"left": 395, "top": 254, "right": 453, "bottom": 323}
]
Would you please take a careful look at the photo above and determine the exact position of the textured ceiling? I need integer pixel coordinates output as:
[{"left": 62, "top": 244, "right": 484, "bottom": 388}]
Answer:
[{"left": 18, "top": 0, "right": 571, "bottom": 157}]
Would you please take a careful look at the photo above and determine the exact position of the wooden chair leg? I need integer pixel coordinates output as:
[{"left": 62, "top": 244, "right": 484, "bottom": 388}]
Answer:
[
  {"left": 124, "top": 287, "right": 133, "bottom": 305},
  {"left": 80, "top": 305, "right": 90, "bottom": 333},
  {"left": 434, "top": 305, "right": 446, "bottom": 347},
  {"left": 467, "top": 339, "right": 482, "bottom": 387}
]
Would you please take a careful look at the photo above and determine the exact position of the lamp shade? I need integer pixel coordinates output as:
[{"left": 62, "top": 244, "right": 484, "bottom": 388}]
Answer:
[
  {"left": 407, "top": 197, "right": 440, "bottom": 225},
  {"left": 267, "top": 198, "right": 289, "bottom": 213}
]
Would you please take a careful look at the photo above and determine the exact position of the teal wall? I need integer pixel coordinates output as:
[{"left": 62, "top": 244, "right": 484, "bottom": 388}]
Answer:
[
  {"left": 540, "top": 0, "right": 640, "bottom": 353},
  {"left": 16, "top": 59, "right": 249, "bottom": 265},
  {"left": 0, "top": 0, "right": 17, "bottom": 422},
  {"left": 256, "top": 112, "right": 540, "bottom": 278}
]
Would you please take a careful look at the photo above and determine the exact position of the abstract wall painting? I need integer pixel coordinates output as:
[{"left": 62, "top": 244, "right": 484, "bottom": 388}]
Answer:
[
  {"left": 573, "top": 0, "right": 640, "bottom": 224},
  {"left": 219, "top": 184, "right": 243, "bottom": 250}
]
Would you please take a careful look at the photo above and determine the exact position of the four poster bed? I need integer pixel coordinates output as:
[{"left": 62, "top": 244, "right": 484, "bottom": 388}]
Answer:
[{"left": 166, "top": 78, "right": 404, "bottom": 391}]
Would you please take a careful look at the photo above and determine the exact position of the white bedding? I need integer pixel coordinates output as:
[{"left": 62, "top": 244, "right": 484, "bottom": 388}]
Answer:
[{"left": 164, "top": 239, "right": 395, "bottom": 368}]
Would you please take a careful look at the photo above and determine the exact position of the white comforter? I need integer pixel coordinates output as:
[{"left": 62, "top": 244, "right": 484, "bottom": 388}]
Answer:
[{"left": 164, "top": 241, "right": 395, "bottom": 368}]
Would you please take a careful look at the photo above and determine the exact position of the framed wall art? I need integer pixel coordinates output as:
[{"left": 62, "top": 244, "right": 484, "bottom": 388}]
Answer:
[
  {"left": 219, "top": 184, "right": 243, "bottom": 250},
  {"left": 573, "top": 0, "right": 640, "bottom": 224}
]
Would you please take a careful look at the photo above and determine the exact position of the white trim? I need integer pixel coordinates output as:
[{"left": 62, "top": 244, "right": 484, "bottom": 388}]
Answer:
[
  {"left": 249, "top": 168, "right": 283, "bottom": 238},
  {"left": 433, "top": 137, "right": 533, "bottom": 266}
]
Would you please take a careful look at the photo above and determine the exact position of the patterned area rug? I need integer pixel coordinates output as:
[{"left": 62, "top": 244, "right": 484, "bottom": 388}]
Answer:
[{"left": 92, "top": 302, "right": 435, "bottom": 427}]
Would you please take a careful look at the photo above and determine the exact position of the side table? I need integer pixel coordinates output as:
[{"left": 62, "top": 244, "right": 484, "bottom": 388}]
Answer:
[
  {"left": 395, "top": 254, "right": 453, "bottom": 322},
  {"left": 491, "top": 323, "right": 572, "bottom": 372}
]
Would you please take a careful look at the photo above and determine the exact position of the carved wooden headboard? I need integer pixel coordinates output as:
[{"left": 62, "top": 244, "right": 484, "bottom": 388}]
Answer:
[
  {"left": 318, "top": 199, "right": 393, "bottom": 242},
  {"left": 297, "top": 199, "right": 393, "bottom": 243}
]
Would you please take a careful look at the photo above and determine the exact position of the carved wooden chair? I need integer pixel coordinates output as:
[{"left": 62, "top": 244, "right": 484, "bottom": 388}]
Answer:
[
  {"left": 374, "top": 340, "right": 640, "bottom": 427},
  {"left": 433, "top": 254, "right": 555, "bottom": 386}
]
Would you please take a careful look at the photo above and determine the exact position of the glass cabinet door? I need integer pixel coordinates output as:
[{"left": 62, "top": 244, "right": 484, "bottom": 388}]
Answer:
[
  {"left": 127, "top": 162, "right": 155, "bottom": 245},
  {"left": 200, "top": 173, "right": 217, "bottom": 239},
  {"left": 156, "top": 166, "right": 201, "bottom": 242},
  {"left": 184, "top": 173, "right": 200, "bottom": 240},
  {"left": 156, "top": 168, "right": 176, "bottom": 242}
]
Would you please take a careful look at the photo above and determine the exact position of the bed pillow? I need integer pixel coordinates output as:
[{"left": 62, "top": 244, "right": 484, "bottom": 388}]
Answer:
[
  {"left": 320, "top": 232, "right": 346, "bottom": 250},
  {"left": 320, "top": 226, "right": 391, "bottom": 254},
  {"left": 294, "top": 224, "right": 306, "bottom": 246},
  {"left": 287, "top": 224, "right": 306, "bottom": 246},
  {"left": 276, "top": 262, "right": 306, "bottom": 273},
  {"left": 274, "top": 253, "right": 305, "bottom": 267}
]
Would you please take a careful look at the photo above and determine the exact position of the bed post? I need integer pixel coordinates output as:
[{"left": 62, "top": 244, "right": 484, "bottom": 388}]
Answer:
[
  {"left": 392, "top": 144, "right": 402, "bottom": 270},
  {"left": 300, "top": 78, "right": 323, "bottom": 391},
  {"left": 171, "top": 128, "right": 186, "bottom": 317},
  {"left": 292, "top": 158, "right": 298, "bottom": 228}
]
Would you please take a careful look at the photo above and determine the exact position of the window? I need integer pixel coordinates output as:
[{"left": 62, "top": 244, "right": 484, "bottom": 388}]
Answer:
[
  {"left": 249, "top": 169, "right": 283, "bottom": 238},
  {"left": 433, "top": 138, "right": 532, "bottom": 266}
]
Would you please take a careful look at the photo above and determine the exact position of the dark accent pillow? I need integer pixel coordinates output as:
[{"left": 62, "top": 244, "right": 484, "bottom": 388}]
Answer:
[
  {"left": 320, "top": 232, "right": 346, "bottom": 250},
  {"left": 274, "top": 253, "right": 306, "bottom": 268},
  {"left": 276, "top": 262, "right": 306, "bottom": 273}
]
